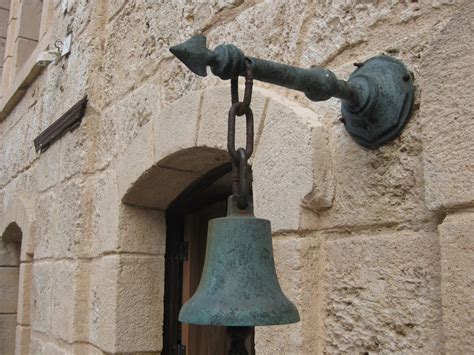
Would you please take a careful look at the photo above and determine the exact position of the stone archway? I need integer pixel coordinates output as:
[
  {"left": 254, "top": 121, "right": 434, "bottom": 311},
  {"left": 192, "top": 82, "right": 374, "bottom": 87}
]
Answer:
[
  {"left": 105, "top": 85, "right": 331, "bottom": 353},
  {"left": 0, "top": 197, "right": 36, "bottom": 355}
]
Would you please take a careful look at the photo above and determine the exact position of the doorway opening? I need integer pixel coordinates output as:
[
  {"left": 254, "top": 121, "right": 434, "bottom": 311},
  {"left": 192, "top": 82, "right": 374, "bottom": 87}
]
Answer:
[
  {"left": 0, "top": 222, "right": 22, "bottom": 354},
  {"left": 162, "top": 162, "right": 255, "bottom": 355}
]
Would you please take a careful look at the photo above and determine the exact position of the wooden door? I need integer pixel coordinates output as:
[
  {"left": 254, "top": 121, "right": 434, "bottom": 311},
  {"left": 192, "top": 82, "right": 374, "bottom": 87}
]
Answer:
[{"left": 181, "top": 201, "right": 229, "bottom": 355}]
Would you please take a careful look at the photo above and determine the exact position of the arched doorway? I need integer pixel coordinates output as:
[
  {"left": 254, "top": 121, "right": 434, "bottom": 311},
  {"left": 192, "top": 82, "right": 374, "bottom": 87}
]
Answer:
[
  {"left": 0, "top": 222, "right": 22, "bottom": 354},
  {"left": 163, "top": 163, "right": 255, "bottom": 355},
  {"left": 115, "top": 85, "right": 323, "bottom": 353}
]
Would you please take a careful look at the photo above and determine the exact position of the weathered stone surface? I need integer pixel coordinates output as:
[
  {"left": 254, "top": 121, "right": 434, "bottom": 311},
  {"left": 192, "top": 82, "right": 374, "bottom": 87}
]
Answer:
[
  {"left": 0, "top": 267, "right": 19, "bottom": 313},
  {"left": 88, "top": 256, "right": 118, "bottom": 352},
  {"left": 100, "top": 82, "right": 161, "bottom": 170},
  {"left": 31, "top": 261, "right": 53, "bottom": 334},
  {"left": 116, "top": 206, "right": 166, "bottom": 255},
  {"left": 121, "top": 146, "right": 229, "bottom": 210},
  {"left": 34, "top": 191, "right": 56, "bottom": 259},
  {"left": 88, "top": 255, "right": 164, "bottom": 353},
  {"left": 300, "top": 99, "right": 432, "bottom": 231},
  {"left": 59, "top": 117, "right": 94, "bottom": 180},
  {"left": 0, "top": 314, "right": 16, "bottom": 355},
  {"left": 51, "top": 261, "right": 76, "bottom": 342},
  {"left": 438, "top": 210, "right": 474, "bottom": 353},
  {"left": 324, "top": 230, "right": 443, "bottom": 353},
  {"left": 207, "top": 1, "right": 306, "bottom": 66},
  {"left": 197, "top": 86, "right": 267, "bottom": 152},
  {"left": 54, "top": 178, "right": 91, "bottom": 258},
  {"left": 91, "top": 168, "right": 167, "bottom": 255},
  {"left": 154, "top": 89, "right": 201, "bottom": 160},
  {"left": 0, "top": 0, "right": 471, "bottom": 353},
  {"left": 115, "top": 255, "right": 164, "bottom": 352},
  {"left": 252, "top": 97, "right": 324, "bottom": 231},
  {"left": 17, "top": 262, "right": 32, "bottom": 325},
  {"left": 116, "top": 120, "right": 156, "bottom": 204},
  {"left": 255, "top": 236, "right": 323, "bottom": 355},
  {"left": 34, "top": 142, "right": 60, "bottom": 193},
  {"left": 15, "top": 325, "right": 31, "bottom": 355},
  {"left": 420, "top": 1, "right": 474, "bottom": 210}
]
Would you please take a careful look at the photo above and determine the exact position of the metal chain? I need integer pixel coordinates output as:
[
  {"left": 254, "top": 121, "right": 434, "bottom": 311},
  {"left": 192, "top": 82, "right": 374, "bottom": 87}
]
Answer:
[{"left": 228, "top": 60, "right": 254, "bottom": 209}]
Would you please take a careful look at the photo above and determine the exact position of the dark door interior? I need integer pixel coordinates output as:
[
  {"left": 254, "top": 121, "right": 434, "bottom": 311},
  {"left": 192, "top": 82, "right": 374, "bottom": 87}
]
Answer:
[{"left": 163, "top": 163, "right": 255, "bottom": 355}]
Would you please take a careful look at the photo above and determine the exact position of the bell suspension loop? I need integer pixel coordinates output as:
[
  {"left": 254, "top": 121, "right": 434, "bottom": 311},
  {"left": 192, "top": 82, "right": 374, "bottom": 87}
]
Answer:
[{"left": 228, "top": 60, "right": 254, "bottom": 211}]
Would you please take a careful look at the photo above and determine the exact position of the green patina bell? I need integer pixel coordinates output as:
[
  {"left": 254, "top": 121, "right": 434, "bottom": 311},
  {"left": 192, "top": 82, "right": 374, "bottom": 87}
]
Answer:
[{"left": 179, "top": 195, "right": 300, "bottom": 326}]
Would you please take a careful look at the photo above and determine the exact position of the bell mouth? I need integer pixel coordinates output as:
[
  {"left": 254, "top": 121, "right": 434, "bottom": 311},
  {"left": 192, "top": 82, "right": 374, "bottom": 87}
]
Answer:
[{"left": 179, "top": 296, "right": 300, "bottom": 326}]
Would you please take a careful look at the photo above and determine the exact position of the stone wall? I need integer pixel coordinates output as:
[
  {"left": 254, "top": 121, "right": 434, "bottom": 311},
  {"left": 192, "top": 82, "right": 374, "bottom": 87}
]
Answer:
[{"left": 0, "top": 0, "right": 473, "bottom": 354}]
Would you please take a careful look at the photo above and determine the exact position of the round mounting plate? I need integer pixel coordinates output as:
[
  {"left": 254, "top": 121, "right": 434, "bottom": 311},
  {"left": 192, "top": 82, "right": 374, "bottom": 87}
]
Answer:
[{"left": 341, "top": 55, "right": 414, "bottom": 149}]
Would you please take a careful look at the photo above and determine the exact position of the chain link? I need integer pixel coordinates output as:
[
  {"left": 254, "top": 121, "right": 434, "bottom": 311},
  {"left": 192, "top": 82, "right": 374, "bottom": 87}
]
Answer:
[{"left": 227, "top": 60, "right": 254, "bottom": 209}]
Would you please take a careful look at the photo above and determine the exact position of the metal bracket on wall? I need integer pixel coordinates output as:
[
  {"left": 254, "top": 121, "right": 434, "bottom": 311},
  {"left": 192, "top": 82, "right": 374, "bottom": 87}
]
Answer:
[
  {"left": 33, "top": 96, "right": 88, "bottom": 153},
  {"left": 170, "top": 35, "right": 414, "bottom": 149}
]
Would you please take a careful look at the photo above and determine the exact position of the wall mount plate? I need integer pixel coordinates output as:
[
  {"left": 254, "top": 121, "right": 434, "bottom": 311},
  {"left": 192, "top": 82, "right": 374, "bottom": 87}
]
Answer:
[{"left": 341, "top": 55, "right": 414, "bottom": 149}]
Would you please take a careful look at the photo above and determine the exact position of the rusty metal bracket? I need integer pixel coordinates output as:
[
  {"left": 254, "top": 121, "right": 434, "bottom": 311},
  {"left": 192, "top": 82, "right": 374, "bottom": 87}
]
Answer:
[{"left": 170, "top": 35, "right": 414, "bottom": 149}]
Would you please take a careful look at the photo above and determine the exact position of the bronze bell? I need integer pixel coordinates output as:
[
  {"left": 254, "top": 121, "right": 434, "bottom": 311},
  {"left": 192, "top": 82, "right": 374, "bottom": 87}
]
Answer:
[{"left": 179, "top": 195, "right": 300, "bottom": 326}]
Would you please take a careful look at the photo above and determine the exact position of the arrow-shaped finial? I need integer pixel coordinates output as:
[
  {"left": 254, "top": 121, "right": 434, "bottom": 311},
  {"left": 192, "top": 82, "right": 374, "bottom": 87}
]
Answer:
[{"left": 170, "top": 35, "right": 216, "bottom": 77}]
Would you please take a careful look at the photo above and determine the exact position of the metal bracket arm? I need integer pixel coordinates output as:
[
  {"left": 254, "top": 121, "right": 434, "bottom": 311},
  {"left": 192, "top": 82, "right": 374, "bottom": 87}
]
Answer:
[{"left": 170, "top": 35, "right": 414, "bottom": 149}]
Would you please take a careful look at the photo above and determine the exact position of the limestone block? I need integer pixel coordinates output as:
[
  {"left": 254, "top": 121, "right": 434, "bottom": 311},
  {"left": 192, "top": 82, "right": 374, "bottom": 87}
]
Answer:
[
  {"left": 1, "top": 54, "right": 12, "bottom": 90},
  {"left": 438, "top": 210, "right": 474, "bottom": 353},
  {"left": 31, "top": 261, "right": 53, "bottom": 334},
  {"left": 43, "top": 341, "right": 69, "bottom": 355},
  {"left": 0, "top": 267, "right": 19, "bottom": 313},
  {"left": 116, "top": 205, "right": 166, "bottom": 255},
  {"left": 54, "top": 178, "right": 91, "bottom": 258},
  {"left": 34, "top": 142, "right": 60, "bottom": 193},
  {"left": 0, "top": 8, "right": 8, "bottom": 37},
  {"left": 207, "top": 1, "right": 306, "bottom": 66},
  {"left": 0, "top": 314, "right": 16, "bottom": 355},
  {"left": 51, "top": 260, "right": 76, "bottom": 342},
  {"left": 100, "top": 2, "right": 165, "bottom": 105},
  {"left": 18, "top": 0, "right": 42, "bottom": 40},
  {"left": 196, "top": 86, "right": 267, "bottom": 153},
  {"left": 304, "top": 100, "right": 431, "bottom": 230},
  {"left": 116, "top": 121, "right": 156, "bottom": 204},
  {"left": 90, "top": 169, "right": 120, "bottom": 255},
  {"left": 298, "top": 1, "right": 460, "bottom": 68},
  {"left": 15, "top": 325, "right": 30, "bottom": 355},
  {"left": 420, "top": 2, "right": 474, "bottom": 210},
  {"left": 14, "top": 37, "right": 37, "bottom": 71},
  {"left": 114, "top": 255, "right": 164, "bottom": 352},
  {"left": 38, "top": 0, "right": 53, "bottom": 39},
  {"left": 50, "top": 260, "right": 90, "bottom": 343},
  {"left": 29, "top": 333, "right": 46, "bottom": 354},
  {"left": 100, "top": 82, "right": 161, "bottom": 170},
  {"left": 0, "top": 0, "right": 10, "bottom": 10},
  {"left": 16, "top": 262, "right": 32, "bottom": 325},
  {"left": 91, "top": 169, "right": 166, "bottom": 255},
  {"left": 59, "top": 113, "right": 94, "bottom": 180},
  {"left": 102, "top": 0, "right": 247, "bottom": 105},
  {"left": 154, "top": 89, "right": 201, "bottom": 161},
  {"left": 324, "top": 230, "right": 443, "bottom": 353},
  {"left": 72, "top": 343, "right": 104, "bottom": 355},
  {"left": 0, "top": 115, "right": 35, "bottom": 185},
  {"left": 253, "top": 97, "right": 325, "bottom": 231},
  {"left": 255, "top": 236, "right": 323, "bottom": 355},
  {"left": 34, "top": 191, "right": 56, "bottom": 259},
  {"left": 88, "top": 255, "right": 164, "bottom": 353},
  {"left": 88, "top": 256, "right": 118, "bottom": 351}
]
